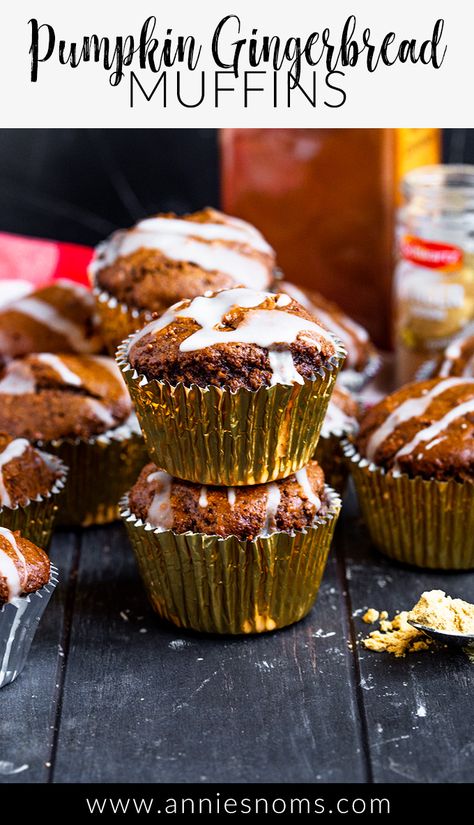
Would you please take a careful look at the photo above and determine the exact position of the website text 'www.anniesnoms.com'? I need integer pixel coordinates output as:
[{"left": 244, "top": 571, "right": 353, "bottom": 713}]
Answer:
[{"left": 85, "top": 795, "right": 391, "bottom": 816}]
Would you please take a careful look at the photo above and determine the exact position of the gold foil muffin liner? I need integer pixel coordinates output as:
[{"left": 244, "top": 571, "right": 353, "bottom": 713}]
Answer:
[
  {"left": 120, "top": 486, "right": 341, "bottom": 635},
  {"left": 0, "top": 455, "right": 68, "bottom": 549},
  {"left": 40, "top": 416, "right": 148, "bottom": 528},
  {"left": 94, "top": 287, "right": 152, "bottom": 356},
  {"left": 117, "top": 337, "right": 346, "bottom": 486},
  {"left": 343, "top": 440, "right": 474, "bottom": 569},
  {"left": 315, "top": 433, "right": 351, "bottom": 495}
]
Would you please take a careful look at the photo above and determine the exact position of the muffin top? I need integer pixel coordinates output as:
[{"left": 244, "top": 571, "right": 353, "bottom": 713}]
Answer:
[
  {"left": 129, "top": 460, "right": 329, "bottom": 540},
  {"left": 0, "top": 527, "right": 50, "bottom": 604},
  {"left": 0, "top": 280, "right": 103, "bottom": 358},
  {"left": 321, "top": 385, "right": 359, "bottom": 438},
  {"left": 91, "top": 208, "right": 276, "bottom": 312},
  {"left": 356, "top": 377, "right": 474, "bottom": 482},
  {"left": 0, "top": 434, "right": 61, "bottom": 509},
  {"left": 0, "top": 354, "right": 131, "bottom": 441},
  {"left": 280, "top": 281, "right": 373, "bottom": 372},
  {"left": 433, "top": 332, "right": 474, "bottom": 378},
  {"left": 125, "top": 286, "right": 341, "bottom": 391}
]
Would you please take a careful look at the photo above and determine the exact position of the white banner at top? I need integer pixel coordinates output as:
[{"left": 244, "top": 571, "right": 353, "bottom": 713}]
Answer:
[{"left": 0, "top": 0, "right": 472, "bottom": 127}]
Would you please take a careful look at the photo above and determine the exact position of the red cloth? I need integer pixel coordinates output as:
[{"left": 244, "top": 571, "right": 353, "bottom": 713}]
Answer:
[{"left": 0, "top": 232, "right": 93, "bottom": 288}]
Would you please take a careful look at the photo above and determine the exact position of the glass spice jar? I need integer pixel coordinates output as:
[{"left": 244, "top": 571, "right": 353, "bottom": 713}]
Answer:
[{"left": 394, "top": 165, "right": 474, "bottom": 385}]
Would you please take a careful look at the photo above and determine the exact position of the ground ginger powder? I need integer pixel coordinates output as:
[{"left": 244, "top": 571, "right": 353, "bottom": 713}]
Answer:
[{"left": 361, "top": 590, "right": 474, "bottom": 657}]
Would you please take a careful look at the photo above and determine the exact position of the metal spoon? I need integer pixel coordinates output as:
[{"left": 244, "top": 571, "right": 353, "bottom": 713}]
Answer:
[{"left": 409, "top": 621, "right": 474, "bottom": 651}]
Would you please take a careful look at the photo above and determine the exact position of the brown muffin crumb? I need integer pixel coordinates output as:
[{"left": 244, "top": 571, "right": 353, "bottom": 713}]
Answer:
[
  {"left": 0, "top": 434, "right": 60, "bottom": 509},
  {"left": 129, "top": 460, "right": 329, "bottom": 539},
  {"left": 0, "top": 527, "right": 50, "bottom": 604},
  {"left": 126, "top": 286, "right": 340, "bottom": 391},
  {"left": 0, "top": 354, "right": 131, "bottom": 441}
]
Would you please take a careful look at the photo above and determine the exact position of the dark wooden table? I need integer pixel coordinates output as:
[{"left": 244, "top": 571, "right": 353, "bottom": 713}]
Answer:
[{"left": 1, "top": 487, "right": 473, "bottom": 784}]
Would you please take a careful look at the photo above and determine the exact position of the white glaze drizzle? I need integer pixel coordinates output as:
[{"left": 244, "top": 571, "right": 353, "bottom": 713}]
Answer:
[
  {"left": 439, "top": 338, "right": 474, "bottom": 378},
  {"left": 90, "top": 211, "right": 273, "bottom": 289},
  {"left": 7, "top": 297, "right": 94, "bottom": 353},
  {"left": 227, "top": 488, "right": 236, "bottom": 508},
  {"left": 321, "top": 398, "right": 357, "bottom": 438},
  {"left": 86, "top": 399, "right": 115, "bottom": 429},
  {"left": 0, "top": 439, "right": 30, "bottom": 508},
  {"left": 295, "top": 468, "right": 321, "bottom": 510},
  {"left": 147, "top": 470, "right": 173, "bottom": 529},
  {"left": 268, "top": 349, "right": 304, "bottom": 386},
  {"left": 198, "top": 487, "right": 208, "bottom": 508},
  {"left": 393, "top": 399, "right": 474, "bottom": 470},
  {"left": 0, "top": 527, "right": 26, "bottom": 602},
  {"left": 0, "top": 361, "right": 36, "bottom": 394},
  {"left": 262, "top": 483, "right": 281, "bottom": 535},
  {"left": 36, "top": 353, "right": 82, "bottom": 387},
  {"left": 365, "top": 377, "right": 474, "bottom": 462},
  {"left": 281, "top": 281, "right": 368, "bottom": 368}
]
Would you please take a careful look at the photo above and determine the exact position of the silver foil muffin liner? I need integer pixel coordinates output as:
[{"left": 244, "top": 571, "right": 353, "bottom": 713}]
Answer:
[
  {"left": 0, "top": 455, "right": 68, "bottom": 549},
  {"left": 0, "top": 565, "right": 59, "bottom": 689},
  {"left": 343, "top": 439, "right": 474, "bottom": 569},
  {"left": 117, "top": 336, "right": 346, "bottom": 486},
  {"left": 120, "top": 486, "right": 342, "bottom": 635},
  {"left": 337, "top": 350, "right": 382, "bottom": 392}
]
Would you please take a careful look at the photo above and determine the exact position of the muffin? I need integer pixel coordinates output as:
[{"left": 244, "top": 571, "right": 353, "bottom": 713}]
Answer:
[
  {"left": 90, "top": 208, "right": 277, "bottom": 353},
  {"left": 0, "top": 527, "right": 58, "bottom": 688},
  {"left": 279, "top": 281, "right": 379, "bottom": 389},
  {"left": 0, "top": 353, "right": 147, "bottom": 526},
  {"left": 421, "top": 331, "right": 474, "bottom": 379},
  {"left": 0, "top": 279, "right": 103, "bottom": 359},
  {"left": 122, "top": 460, "right": 341, "bottom": 634},
  {"left": 315, "top": 385, "right": 359, "bottom": 493},
  {"left": 0, "top": 434, "right": 67, "bottom": 547},
  {"left": 118, "top": 286, "right": 346, "bottom": 485},
  {"left": 345, "top": 376, "right": 474, "bottom": 568}
]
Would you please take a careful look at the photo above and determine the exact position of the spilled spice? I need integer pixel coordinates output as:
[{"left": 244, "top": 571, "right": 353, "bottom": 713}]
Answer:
[{"left": 361, "top": 590, "right": 474, "bottom": 657}]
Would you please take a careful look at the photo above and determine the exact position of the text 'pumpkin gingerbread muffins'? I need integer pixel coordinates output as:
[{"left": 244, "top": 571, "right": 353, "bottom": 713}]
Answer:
[
  {"left": 118, "top": 286, "right": 346, "bottom": 485},
  {"left": 121, "top": 460, "right": 341, "bottom": 634},
  {"left": 0, "top": 353, "right": 147, "bottom": 527},
  {"left": 344, "top": 376, "right": 474, "bottom": 568},
  {"left": 90, "top": 208, "right": 277, "bottom": 353},
  {"left": 0, "top": 434, "right": 67, "bottom": 548},
  {"left": 0, "top": 527, "right": 59, "bottom": 688}
]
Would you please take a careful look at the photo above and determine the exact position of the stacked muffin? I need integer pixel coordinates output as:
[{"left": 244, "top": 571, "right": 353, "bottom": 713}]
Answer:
[{"left": 118, "top": 285, "right": 346, "bottom": 634}]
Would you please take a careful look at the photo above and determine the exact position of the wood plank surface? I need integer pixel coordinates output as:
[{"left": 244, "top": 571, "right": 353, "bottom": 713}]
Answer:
[
  {"left": 0, "top": 532, "right": 79, "bottom": 784},
  {"left": 52, "top": 524, "right": 367, "bottom": 784}
]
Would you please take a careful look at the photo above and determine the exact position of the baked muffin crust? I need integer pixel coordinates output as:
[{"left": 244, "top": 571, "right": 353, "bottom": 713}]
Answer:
[
  {"left": 0, "top": 527, "right": 50, "bottom": 604},
  {"left": 0, "top": 434, "right": 60, "bottom": 508}
]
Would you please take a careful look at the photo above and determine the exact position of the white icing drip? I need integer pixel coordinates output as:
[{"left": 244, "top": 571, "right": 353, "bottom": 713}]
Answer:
[
  {"left": 198, "top": 487, "right": 208, "bottom": 508},
  {"left": 86, "top": 399, "right": 115, "bottom": 429},
  {"left": 147, "top": 470, "right": 173, "bottom": 529},
  {"left": 394, "top": 399, "right": 474, "bottom": 469},
  {"left": 268, "top": 348, "right": 304, "bottom": 386},
  {"left": 90, "top": 211, "right": 273, "bottom": 289},
  {"left": 439, "top": 341, "right": 462, "bottom": 376},
  {"left": 424, "top": 435, "right": 446, "bottom": 451},
  {"left": 227, "top": 488, "right": 236, "bottom": 508},
  {"left": 366, "top": 378, "right": 474, "bottom": 461},
  {"left": 0, "top": 596, "right": 30, "bottom": 683},
  {"left": 0, "top": 439, "right": 30, "bottom": 508},
  {"left": 0, "top": 527, "right": 25, "bottom": 601},
  {"left": 36, "top": 354, "right": 82, "bottom": 386},
  {"left": 0, "top": 361, "right": 35, "bottom": 394},
  {"left": 7, "top": 297, "right": 94, "bottom": 353},
  {"left": 281, "top": 281, "right": 368, "bottom": 368},
  {"left": 262, "top": 483, "right": 281, "bottom": 535},
  {"left": 321, "top": 399, "right": 357, "bottom": 438},
  {"left": 0, "top": 279, "right": 32, "bottom": 308},
  {"left": 295, "top": 468, "right": 321, "bottom": 510}
]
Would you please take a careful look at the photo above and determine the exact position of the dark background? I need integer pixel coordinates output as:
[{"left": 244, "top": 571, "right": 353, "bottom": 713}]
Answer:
[{"left": 0, "top": 129, "right": 473, "bottom": 246}]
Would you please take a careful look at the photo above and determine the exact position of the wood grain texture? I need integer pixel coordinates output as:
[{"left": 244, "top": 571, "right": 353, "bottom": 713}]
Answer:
[
  {"left": 52, "top": 524, "right": 366, "bottom": 784},
  {"left": 0, "top": 531, "right": 79, "bottom": 784}
]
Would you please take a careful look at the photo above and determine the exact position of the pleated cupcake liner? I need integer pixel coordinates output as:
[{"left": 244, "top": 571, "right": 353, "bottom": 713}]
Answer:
[
  {"left": 0, "top": 455, "right": 68, "bottom": 549},
  {"left": 337, "top": 350, "right": 382, "bottom": 393},
  {"left": 120, "top": 486, "right": 341, "bottom": 635},
  {"left": 0, "top": 565, "right": 59, "bottom": 689},
  {"left": 93, "top": 287, "right": 152, "bottom": 356},
  {"left": 343, "top": 439, "right": 474, "bottom": 569},
  {"left": 39, "top": 416, "right": 148, "bottom": 528},
  {"left": 117, "top": 337, "right": 346, "bottom": 486}
]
